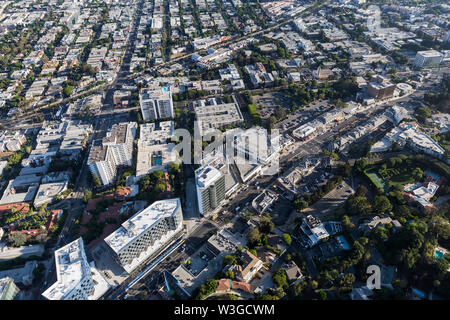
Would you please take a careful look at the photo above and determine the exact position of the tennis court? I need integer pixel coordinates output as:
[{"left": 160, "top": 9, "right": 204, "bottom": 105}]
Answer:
[{"left": 365, "top": 169, "right": 388, "bottom": 192}]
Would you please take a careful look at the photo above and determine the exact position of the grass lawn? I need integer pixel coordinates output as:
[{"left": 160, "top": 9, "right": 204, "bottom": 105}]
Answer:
[{"left": 389, "top": 171, "right": 416, "bottom": 187}]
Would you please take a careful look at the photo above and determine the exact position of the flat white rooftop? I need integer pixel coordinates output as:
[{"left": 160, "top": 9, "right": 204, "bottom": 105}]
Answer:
[
  {"left": 104, "top": 198, "right": 181, "bottom": 254},
  {"left": 195, "top": 165, "right": 222, "bottom": 189},
  {"left": 42, "top": 238, "right": 109, "bottom": 300}
]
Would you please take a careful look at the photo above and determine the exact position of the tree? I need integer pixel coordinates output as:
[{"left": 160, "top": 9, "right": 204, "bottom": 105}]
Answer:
[
  {"left": 282, "top": 233, "right": 292, "bottom": 245},
  {"left": 395, "top": 205, "right": 411, "bottom": 218},
  {"left": 429, "top": 216, "right": 450, "bottom": 240},
  {"left": 38, "top": 204, "right": 47, "bottom": 218},
  {"left": 415, "top": 106, "right": 431, "bottom": 123},
  {"left": 347, "top": 196, "right": 372, "bottom": 215},
  {"left": 92, "top": 174, "right": 101, "bottom": 188},
  {"left": 341, "top": 215, "right": 355, "bottom": 230},
  {"left": 63, "top": 85, "right": 74, "bottom": 98},
  {"left": 294, "top": 199, "right": 308, "bottom": 211},
  {"left": 355, "top": 185, "right": 368, "bottom": 197},
  {"left": 274, "top": 106, "right": 286, "bottom": 120},
  {"left": 247, "top": 228, "right": 261, "bottom": 247},
  {"left": 223, "top": 255, "right": 237, "bottom": 266},
  {"left": 83, "top": 189, "right": 93, "bottom": 204},
  {"left": 370, "top": 226, "right": 390, "bottom": 243},
  {"left": 412, "top": 167, "right": 423, "bottom": 180},
  {"left": 196, "top": 279, "right": 218, "bottom": 300},
  {"left": 260, "top": 217, "right": 274, "bottom": 234},
  {"left": 225, "top": 270, "right": 235, "bottom": 279},
  {"left": 8, "top": 233, "right": 27, "bottom": 247},
  {"left": 373, "top": 195, "right": 393, "bottom": 214},
  {"left": 317, "top": 289, "right": 327, "bottom": 300},
  {"left": 272, "top": 269, "right": 288, "bottom": 290},
  {"left": 339, "top": 273, "right": 355, "bottom": 292}
]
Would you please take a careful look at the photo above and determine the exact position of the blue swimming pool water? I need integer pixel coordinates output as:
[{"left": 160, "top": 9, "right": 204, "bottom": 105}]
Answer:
[
  {"left": 336, "top": 235, "right": 350, "bottom": 250},
  {"left": 435, "top": 250, "right": 444, "bottom": 258}
]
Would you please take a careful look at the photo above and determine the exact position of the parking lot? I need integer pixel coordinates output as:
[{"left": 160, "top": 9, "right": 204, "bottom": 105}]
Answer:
[
  {"left": 269, "top": 196, "right": 294, "bottom": 226},
  {"left": 275, "top": 99, "right": 332, "bottom": 132},
  {"left": 303, "top": 179, "right": 355, "bottom": 220},
  {"left": 253, "top": 91, "right": 291, "bottom": 119}
]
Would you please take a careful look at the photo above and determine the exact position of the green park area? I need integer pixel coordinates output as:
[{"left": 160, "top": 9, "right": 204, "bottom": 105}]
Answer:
[{"left": 363, "top": 156, "right": 427, "bottom": 192}]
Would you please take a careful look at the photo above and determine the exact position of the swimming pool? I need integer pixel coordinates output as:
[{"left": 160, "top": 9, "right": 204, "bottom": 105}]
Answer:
[
  {"left": 336, "top": 235, "right": 350, "bottom": 250},
  {"left": 435, "top": 250, "right": 444, "bottom": 258}
]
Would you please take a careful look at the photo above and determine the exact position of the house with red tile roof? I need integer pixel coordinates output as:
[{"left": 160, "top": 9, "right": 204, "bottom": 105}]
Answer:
[
  {"left": 216, "top": 279, "right": 251, "bottom": 294},
  {"left": 46, "top": 209, "right": 63, "bottom": 231},
  {"left": 114, "top": 187, "right": 131, "bottom": 201},
  {"left": 10, "top": 229, "right": 40, "bottom": 237},
  {"left": 0, "top": 203, "right": 30, "bottom": 217}
]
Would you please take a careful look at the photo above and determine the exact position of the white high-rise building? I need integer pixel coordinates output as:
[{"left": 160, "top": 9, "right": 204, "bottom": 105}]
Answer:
[
  {"left": 139, "top": 88, "right": 174, "bottom": 121},
  {"left": 88, "top": 142, "right": 116, "bottom": 186},
  {"left": 102, "top": 122, "right": 136, "bottom": 167},
  {"left": 42, "top": 238, "right": 110, "bottom": 300},
  {"left": 87, "top": 122, "right": 136, "bottom": 186},
  {"left": 104, "top": 198, "right": 183, "bottom": 273},
  {"left": 413, "top": 50, "right": 443, "bottom": 68},
  {"left": 195, "top": 166, "right": 226, "bottom": 216}
]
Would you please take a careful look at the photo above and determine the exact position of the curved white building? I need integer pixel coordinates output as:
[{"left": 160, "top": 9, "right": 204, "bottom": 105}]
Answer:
[{"left": 42, "top": 238, "right": 110, "bottom": 300}]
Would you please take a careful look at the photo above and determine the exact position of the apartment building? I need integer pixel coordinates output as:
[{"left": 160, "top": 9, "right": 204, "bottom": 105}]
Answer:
[
  {"left": 195, "top": 166, "right": 226, "bottom": 216},
  {"left": 88, "top": 122, "right": 136, "bottom": 186},
  {"left": 139, "top": 88, "right": 174, "bottom": 121},
  {"left": 0, "top": 277, "right": 20, "bottom": 300},
  {"left": 104, "top": 198, "right": 183, "bottom": 273},
  {"left": 193, "top": 97, "right": 244, "bottom": 136},
  {"left": 102, "top": 122, "right": 136, "bottom": 167},
  {"left": 136, "top": 121, "right": 176, "bottom": 180},
  {"left": 42, "top": 238, "right": 109, "bottom": 300}
]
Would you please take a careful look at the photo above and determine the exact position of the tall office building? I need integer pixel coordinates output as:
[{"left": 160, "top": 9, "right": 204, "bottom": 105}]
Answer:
[
  {"left": 104, "top": 198, "right": 183, "bottom": 273},
  {"left": 87, "top": 122, "right": 136, "bottom": 186},
  {"left": 413, "top": 50, "right": 443, "bottom": 68},
  {"left": 139, "top": 88, "right": 174, "bottom": 121},
  {"left": 42, "top": 238, "right": 110, "bottom": 300},
  {"left": 195, "top": 165, "right": 226, "bottom": 216},
  {"left": 366, "top": 75, "right": 396, "bottom": 100},
  {"left": 0, "top": 277, "right": 20, "bottom": 300}
]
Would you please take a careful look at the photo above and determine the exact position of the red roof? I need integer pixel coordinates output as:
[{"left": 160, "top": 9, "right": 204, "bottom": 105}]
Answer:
[
  {"left": 46, "top": 209, "right": 63, "bottom": 230},
  {"left": 216, "top": 279, "right": 251, "bottom": 293},
  {"left": 0, "top": 203, "right": 30, "bottom": 215},
  {"left": 115, "top": 187, "right": 131, "bottom": 199},
  {"left": 10, "top": 229, "right": 40, "bottom": 237}
]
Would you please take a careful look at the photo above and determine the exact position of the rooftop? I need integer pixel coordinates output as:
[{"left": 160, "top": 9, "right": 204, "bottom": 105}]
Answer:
[
  {"left": 195, "top": 165, "right": 223, "bottom": 189},
  {"left": 42, "top": 238, "right": 109, "bottom": 300},
  {"left": 104, "top": 198, "right": 181, "bottom": 254}
]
